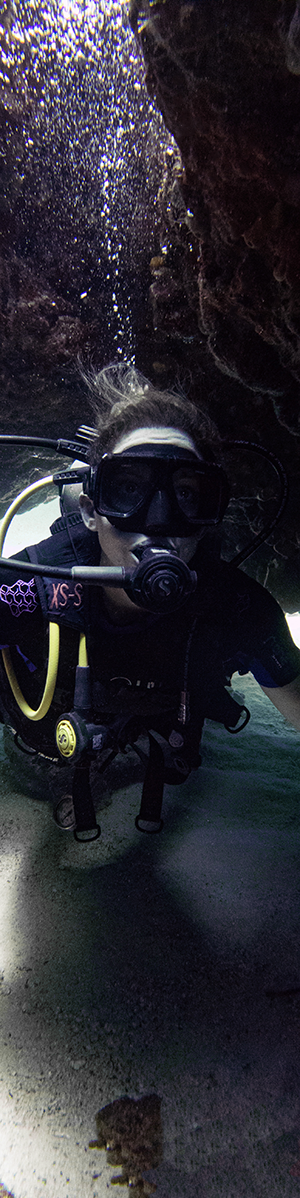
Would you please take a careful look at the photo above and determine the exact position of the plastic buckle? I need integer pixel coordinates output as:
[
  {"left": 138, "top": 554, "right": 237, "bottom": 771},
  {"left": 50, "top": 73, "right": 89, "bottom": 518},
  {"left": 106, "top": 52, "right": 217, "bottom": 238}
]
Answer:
[
  {"left": 225, "top": 706, "right": 250, "bottom": 734},
  {"left": 14, "top": 731, "right": 38, "bottom": 756}
]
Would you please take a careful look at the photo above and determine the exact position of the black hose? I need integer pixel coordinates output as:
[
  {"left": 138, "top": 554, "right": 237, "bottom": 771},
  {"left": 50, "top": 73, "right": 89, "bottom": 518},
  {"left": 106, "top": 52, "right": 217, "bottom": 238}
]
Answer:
[
  {"left": 222, "top": 440, "right": 289, "bottom": 566},
  {"left": 0, "top": 556, "right": 127, "bottom": 585},
  {"left": 0, "top": 435, "right": 88, "bottom": 458}
]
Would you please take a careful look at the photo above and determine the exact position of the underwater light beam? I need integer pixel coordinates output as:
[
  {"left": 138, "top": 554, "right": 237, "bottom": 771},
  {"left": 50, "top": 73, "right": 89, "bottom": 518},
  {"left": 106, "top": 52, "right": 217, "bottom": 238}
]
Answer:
[
  {"left": 285, "top": 612, "right": 300, "bottom": 649},
  {"left": 0, "top": 852, "right": 25, "bottom": 979}
]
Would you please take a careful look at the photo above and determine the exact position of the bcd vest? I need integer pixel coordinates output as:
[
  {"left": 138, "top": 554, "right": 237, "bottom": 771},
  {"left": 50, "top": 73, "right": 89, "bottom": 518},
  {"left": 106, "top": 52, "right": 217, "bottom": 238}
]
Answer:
[{"left": 0, "top": 514, "right": 249, "bottom": 775}]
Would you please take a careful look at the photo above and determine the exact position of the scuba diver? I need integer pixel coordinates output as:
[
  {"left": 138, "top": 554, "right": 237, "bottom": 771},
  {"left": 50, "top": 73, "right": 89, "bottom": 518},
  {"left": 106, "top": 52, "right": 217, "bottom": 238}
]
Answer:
[{"left": 0, "top": 363, "right": 300, "bottom": 841}]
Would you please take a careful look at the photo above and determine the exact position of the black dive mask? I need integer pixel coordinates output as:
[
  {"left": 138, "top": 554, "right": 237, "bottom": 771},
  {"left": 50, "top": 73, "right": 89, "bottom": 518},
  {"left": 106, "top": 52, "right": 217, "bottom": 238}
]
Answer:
[{"left": 88, "top": 444, "right": 230, "bottom": 536}]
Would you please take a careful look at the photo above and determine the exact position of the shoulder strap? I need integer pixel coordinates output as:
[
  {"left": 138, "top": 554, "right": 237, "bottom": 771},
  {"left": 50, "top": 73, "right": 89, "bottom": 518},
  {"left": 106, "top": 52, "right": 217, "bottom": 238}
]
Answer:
[{"left": 26, "top": 517, "right": 99, "bottom": 629}]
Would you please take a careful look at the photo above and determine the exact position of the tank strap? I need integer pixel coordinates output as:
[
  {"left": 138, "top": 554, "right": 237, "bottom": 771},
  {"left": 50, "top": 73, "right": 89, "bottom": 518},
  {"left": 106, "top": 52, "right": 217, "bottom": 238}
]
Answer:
[{"left": 135, "top": 733, "right": 165, "bottom": 833}]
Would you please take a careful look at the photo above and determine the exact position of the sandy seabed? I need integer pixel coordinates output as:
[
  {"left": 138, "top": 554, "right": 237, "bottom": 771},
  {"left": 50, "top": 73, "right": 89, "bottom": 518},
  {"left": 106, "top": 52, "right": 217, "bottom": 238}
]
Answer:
[{"left": 1, "top": 674, "right": 300, "bottom": 1197}]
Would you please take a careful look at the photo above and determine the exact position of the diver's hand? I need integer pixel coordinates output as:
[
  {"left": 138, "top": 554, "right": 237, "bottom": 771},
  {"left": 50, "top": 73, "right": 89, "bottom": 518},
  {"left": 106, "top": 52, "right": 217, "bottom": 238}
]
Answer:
[{"left": 260, "top": 672, "right": 300, "bottom": 731}]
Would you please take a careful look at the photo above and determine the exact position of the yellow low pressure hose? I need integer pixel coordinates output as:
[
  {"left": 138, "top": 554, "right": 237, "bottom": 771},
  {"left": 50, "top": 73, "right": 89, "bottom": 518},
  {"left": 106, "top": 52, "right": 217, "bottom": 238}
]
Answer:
[
  {"left": 0, "top": 476, "right": 54, "bottom": 549},
  {"left": 1, "top": 628, "right": 60, "bottom": 721},
  {"left": 0, "top": 476, "right": 61, "bottom": 721},
  {"left": 78, "top": 631, "right": 88, "bottom": 668}
]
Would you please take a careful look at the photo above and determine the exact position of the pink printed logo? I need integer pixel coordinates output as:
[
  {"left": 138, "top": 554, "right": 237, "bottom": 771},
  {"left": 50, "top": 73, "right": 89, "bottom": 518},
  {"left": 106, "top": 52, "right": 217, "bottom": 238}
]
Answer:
[{"left": 50, "top": 581, "right": 82, "bottom": 610}]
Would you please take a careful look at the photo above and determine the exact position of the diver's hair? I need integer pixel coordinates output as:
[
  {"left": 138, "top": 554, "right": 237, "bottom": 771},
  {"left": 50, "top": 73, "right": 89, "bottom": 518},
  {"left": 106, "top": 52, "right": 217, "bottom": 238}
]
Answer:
[{"left": 82, "top": 363, "right": 222, "bottom": 462}]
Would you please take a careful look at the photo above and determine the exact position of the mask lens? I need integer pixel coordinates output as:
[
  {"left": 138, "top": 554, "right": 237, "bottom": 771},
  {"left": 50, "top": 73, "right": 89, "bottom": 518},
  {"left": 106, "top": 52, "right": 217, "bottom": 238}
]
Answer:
[
  {"left": 99, "top": 459, "right": 152, "bottom": 516},
  {"left": 173, "top": 465, "right": 223, "bottom": 522}
]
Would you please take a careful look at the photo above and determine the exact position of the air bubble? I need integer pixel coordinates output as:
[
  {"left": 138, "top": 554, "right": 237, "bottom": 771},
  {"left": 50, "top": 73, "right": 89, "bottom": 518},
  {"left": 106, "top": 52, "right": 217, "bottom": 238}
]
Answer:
[{"left": 6, "top": 0, "right": 175, "bottom": 365}]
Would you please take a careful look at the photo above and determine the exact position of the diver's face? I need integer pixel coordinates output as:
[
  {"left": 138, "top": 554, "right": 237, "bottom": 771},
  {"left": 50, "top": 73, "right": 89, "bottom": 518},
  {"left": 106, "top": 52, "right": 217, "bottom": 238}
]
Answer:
[
  {"left": 92, "top": 427, "right": 203, "bottom": 569},
  {"left": 95, "top": 518, "right": 200, "bottom": 571},
  {"left": 79, "top": 426, "right": 204, "bottom": 618}
]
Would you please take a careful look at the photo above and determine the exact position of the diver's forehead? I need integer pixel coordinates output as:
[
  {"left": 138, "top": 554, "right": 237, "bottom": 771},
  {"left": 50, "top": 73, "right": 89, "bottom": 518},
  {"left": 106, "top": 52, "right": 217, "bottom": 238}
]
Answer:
[{"left": 112, "top": 426, "right": 200, "bottom": 455}]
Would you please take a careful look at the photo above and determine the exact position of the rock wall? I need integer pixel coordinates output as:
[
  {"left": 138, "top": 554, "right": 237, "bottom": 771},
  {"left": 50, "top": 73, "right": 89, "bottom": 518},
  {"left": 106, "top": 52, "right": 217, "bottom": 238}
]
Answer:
[{"left": 130, "top": 0, "right": 300, "bottom": 608}]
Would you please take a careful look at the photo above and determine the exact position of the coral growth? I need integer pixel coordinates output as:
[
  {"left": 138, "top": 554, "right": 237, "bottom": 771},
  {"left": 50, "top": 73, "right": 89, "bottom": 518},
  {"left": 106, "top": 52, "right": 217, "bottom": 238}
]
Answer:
[{"left": 90, "top": 1093, "right": 162, "bottom": 1194}]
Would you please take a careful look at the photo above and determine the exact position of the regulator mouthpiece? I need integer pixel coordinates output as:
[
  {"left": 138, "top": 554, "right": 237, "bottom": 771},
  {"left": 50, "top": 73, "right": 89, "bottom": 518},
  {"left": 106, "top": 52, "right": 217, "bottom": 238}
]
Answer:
[{"left": 126, "top": 544, "right": 197, "bottom": 613}]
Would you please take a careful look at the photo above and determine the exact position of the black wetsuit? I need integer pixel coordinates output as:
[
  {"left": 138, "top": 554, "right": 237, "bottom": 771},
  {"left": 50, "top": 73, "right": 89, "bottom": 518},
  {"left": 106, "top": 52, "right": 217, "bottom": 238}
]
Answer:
[{"left": 0, "top": 513, "right": 299, "bottom": 761}]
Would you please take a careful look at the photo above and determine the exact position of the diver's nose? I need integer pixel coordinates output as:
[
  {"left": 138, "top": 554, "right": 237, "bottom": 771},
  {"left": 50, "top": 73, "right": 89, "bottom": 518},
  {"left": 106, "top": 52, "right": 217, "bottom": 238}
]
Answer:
[{"left": 144, "top": 489, "right": 172, "bottom": 532}]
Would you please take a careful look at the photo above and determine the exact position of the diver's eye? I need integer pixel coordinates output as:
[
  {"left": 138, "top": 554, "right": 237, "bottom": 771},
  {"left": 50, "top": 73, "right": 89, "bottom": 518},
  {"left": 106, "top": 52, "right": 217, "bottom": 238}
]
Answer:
[
  {"left": 176, "top": 483, "right": 196, "bottom": 498},
  {"left": 112, "top": 478, "right": 143, "bottom": 507},
  {"left": 120, "top": 480, "right": 140, "bottom": 495},
  {"left": 106, "top": 463, "right": 152, "bottom": 513},
  {"left": 173, "top": 469, "right": 201, "bottom": 518}
]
